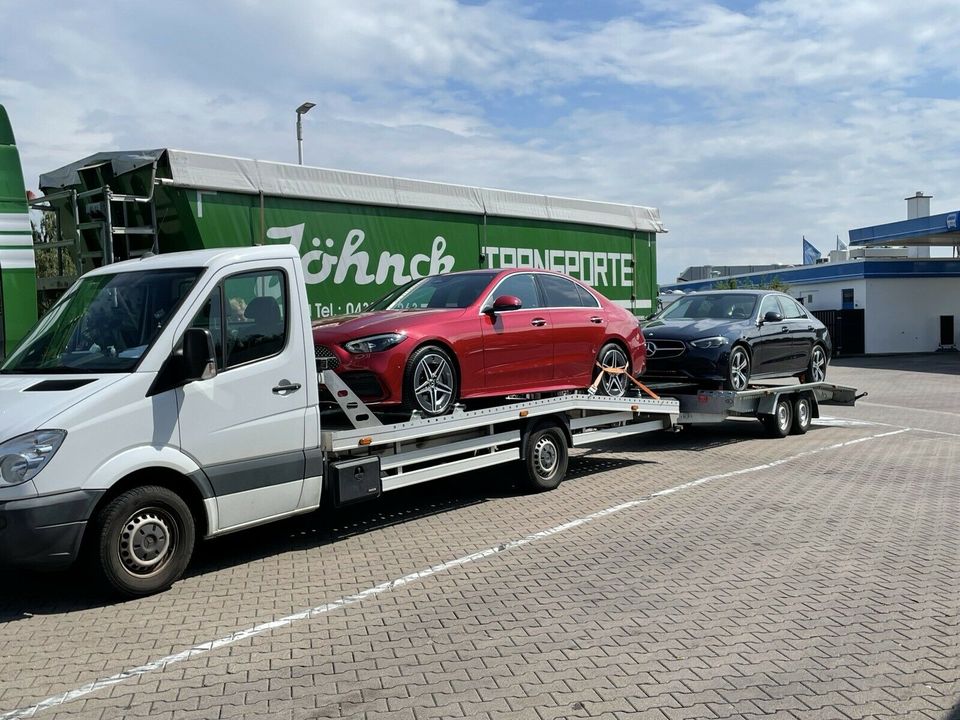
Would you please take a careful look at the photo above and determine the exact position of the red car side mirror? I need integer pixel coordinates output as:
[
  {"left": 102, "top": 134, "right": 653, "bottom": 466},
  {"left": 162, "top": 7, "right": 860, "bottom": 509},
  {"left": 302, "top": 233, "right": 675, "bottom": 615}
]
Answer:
[{"left": 490, "top": 295, "right": 523, "bottom": 313}]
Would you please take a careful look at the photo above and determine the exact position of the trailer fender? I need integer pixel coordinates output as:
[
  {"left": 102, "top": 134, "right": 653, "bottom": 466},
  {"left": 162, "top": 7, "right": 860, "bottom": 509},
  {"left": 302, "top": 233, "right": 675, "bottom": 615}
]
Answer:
[{"left": 755, "top": 393, "right": 781, "bottom": 418}]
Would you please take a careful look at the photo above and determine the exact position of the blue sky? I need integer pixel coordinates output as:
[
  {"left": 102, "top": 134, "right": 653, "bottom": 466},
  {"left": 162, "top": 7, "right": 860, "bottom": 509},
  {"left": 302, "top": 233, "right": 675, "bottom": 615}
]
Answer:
[{"left": 2, "top": 0, "right": 960, "bottom": 281}]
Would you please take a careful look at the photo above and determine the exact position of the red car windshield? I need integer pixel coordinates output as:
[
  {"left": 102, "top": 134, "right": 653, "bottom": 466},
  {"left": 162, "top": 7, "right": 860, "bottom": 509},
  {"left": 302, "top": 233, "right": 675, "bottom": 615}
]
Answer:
[{"left": 367, "top": 272, "right": 497, "bottom": 311}]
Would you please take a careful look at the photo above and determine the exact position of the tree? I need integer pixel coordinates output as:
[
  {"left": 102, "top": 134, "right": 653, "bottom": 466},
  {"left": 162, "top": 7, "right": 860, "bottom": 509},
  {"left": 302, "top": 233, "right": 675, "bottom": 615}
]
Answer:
[
  {"left": 711, "top": 276, "right": 790, "bottom": 293},
  {"left": 31, "top": 212, "right": 77, "bottom": 314}
]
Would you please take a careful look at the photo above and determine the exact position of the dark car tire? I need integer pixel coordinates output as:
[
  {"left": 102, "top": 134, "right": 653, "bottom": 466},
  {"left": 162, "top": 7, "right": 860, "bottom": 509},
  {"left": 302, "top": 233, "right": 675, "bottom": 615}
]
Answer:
[
  {"left": 403, "top": 344, "right": 459, "bottom": 416},
  {"left": 523, "top": 425, "right": 569, "bottom": 492},
  {"left": 93, "top": 485, "right": 196, "bottom": 598},
  {"left": 761, "top": 397, "right": 793, "bottom": 438},
  {"left": 802, "top": 343, "right": 828, "bottom": 384},
  {"left": 594, "top": 342, "right": 631, "bottom": 397},
  {"left": 791, "top": 396, "right": 813, "bottom": 435},
  {"left": 723, "top": 344, "right": 751, "bottom": 391}
]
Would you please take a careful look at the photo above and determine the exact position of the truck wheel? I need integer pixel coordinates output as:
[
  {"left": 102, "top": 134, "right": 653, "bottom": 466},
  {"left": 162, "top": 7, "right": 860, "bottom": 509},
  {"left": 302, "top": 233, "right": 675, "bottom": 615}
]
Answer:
[
  {"left": 523, "top": 426, "right": 569, "bottom": 492},
  {"left": 404, "top": 344, "right": 459, "bottom": 416},
  {"left": 761, "top": 397, "right": 793, "bottom": 438},
  {"left": 594, "top": 343, "right": 631, "bottom": 397},
  {"left": 791, "top": 396, "right": 812, "bottom": 435},
  {"left": 93, "top": 485, "right": 195, "bottom": 597},
  {"left": 803, "top": 344, "right": 828, "bottom": 384},
  {"left": 723, "top": 345, "right": 751, "bottom": 391}
]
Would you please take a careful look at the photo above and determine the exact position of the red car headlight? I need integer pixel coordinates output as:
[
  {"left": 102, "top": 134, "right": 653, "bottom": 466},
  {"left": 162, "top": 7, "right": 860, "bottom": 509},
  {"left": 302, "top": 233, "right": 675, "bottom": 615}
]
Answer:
[{"left": 342, "top": 333, "right": 407, "bottom": 354}]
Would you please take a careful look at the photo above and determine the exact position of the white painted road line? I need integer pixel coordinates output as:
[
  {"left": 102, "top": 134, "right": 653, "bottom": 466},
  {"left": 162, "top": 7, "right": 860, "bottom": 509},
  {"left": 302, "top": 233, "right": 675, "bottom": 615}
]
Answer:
[
  {"left": 0, "top": 427, "right": 910, "bottom": 720},
  {"left": 859, "top": 401, "right": 960, "bottom": 418}
]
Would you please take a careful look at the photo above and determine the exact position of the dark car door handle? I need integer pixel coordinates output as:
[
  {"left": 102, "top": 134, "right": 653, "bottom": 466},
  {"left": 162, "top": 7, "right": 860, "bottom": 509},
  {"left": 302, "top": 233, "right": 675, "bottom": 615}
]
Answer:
[
  {"left": 807, "top": 326, "right": 814, "bottom": 331},
  {"left": 780, "top": 326, "right": 789, "bottom": 333},
  {"left": 531, "top": 318, "right": 547, "bottom": 327},
  {"left": 272, "top": 381, "right": 302, "bottom": 395},
  {"left": 590, "top": 316, "right": 603, "bottom": 324}
]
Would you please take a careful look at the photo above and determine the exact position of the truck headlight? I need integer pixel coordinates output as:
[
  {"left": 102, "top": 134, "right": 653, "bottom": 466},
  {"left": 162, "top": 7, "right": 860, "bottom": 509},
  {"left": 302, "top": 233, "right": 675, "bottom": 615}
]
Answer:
[
  {"left": 690, "top": 336, "right": 729, "bottom": 349},
  {"left": 343, "top": 333, "right": 406, "bottom": 354},
  {"left": 0, "top": 430, "right": 67, "bottom": 487}
]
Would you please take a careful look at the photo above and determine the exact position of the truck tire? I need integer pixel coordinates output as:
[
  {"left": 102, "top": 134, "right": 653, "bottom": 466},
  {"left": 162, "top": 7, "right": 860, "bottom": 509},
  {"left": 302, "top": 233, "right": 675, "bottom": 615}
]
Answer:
[
  {"left": 791, "top": 396, "right": 813, "bottom": 435},
  {"left": 761, "top": 397, "right": 793, "bottom": 439},
  {"left": 404, "top": 344, "right": 459, "bottom": 416},
  {"left": 93, "top": 485, "right": 196, "bottom": 597},
  {"left": 594, "top": 343, "right": 631, "bottom": 397},
  {"left": 523, "top": 426, "right": 569, "bottom": 492}
]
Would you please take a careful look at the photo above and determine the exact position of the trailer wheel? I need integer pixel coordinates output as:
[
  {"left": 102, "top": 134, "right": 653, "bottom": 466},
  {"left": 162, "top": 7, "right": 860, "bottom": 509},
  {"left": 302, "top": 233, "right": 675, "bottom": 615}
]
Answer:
[
  {"left": 92, "top": 485, "right": 196, "bottom": 597},
  {"left": 761, "top": 397, "right": 793, "bottom": 438},
  {"left": 791, "top": 396, "right": 812, "bottom": 435},
  {"left": 523, "top": 426, "right": 569, "bottom": 492}
]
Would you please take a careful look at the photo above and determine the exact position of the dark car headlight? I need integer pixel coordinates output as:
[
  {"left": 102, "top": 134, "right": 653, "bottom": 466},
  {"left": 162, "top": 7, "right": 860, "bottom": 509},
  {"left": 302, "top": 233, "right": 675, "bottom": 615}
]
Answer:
[
  {"left": 689, "top": 336, "right": 730, "bottom": 349},
  {"left": 343, "top": 333, "right": 406, "bottom": 354}
]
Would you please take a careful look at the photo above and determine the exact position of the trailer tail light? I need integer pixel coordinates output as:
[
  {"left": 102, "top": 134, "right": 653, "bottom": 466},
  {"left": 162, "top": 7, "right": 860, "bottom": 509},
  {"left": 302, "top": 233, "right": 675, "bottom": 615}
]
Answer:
[
  {"left": 519, "top": 410, "right": 529, "bottom": 417},
  {"left": 358, "top": 437, "right": 373, "bottom": 446}
]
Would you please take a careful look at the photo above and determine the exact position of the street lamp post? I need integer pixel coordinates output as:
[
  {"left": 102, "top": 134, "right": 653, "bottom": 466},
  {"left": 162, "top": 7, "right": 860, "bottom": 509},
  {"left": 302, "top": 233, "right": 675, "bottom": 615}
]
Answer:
[{"left": 296, "top": 102, "right": 315, "bottom": 165}]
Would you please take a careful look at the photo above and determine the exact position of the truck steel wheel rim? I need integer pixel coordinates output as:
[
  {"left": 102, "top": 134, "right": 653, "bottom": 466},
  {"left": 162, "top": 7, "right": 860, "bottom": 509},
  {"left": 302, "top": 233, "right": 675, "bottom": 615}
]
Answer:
[
  {"left": 730, "top": 349, "right": 749, "bottom": 390},
  {"left": 413, "top": 353, "right": 454, "bottom": 414},
  {"left": 797, "top": 400, "right": 809, "bottom": 427},
  {"left": 599, "top": 347, "right": 629, "bottom": 396},
  {"left": 533, "top": 436, "right": 559, "bottom": 477},
  {"left": 811, "top": 347, "right": 826, "bottom": 382},
  {"left": 118, "top": 507, "right": 178, "bottom": 576}
]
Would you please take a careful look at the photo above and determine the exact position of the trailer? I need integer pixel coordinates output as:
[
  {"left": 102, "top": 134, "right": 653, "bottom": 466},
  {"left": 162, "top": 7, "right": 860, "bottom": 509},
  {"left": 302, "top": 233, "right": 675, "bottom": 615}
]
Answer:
[{"left": 648, "top": 381, "right": 864, "bottom": 438}]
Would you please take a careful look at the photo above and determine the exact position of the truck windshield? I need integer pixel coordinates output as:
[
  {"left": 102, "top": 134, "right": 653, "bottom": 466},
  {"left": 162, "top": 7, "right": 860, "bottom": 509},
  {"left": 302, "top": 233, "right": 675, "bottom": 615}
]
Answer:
[
  {"left": 1, "top": 268, "right": 202, "bottom": 374},
  {"left": 366, "top": 272, "right": 497, "bottom": 311},
  {"left": 656, "top": 293, "right": 759, "bottom": 321}
]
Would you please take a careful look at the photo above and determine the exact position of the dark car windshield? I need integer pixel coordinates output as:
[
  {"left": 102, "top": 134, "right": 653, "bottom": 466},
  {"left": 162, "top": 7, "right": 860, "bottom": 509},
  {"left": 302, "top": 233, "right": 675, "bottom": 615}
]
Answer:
[
  {"left": 657, "top": 293, "right": 758, "bottom": 321},
  {"left": 367, "top": 272, "right": 496, "bottom": 311},
  {"left": 1, "top": 268, "right": 202, "bottom": 374}
]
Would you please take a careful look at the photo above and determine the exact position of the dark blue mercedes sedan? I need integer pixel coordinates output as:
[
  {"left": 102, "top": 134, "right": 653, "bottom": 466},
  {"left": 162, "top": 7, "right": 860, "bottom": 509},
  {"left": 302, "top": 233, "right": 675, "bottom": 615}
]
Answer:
[{"left": 643, "top": 290, "right": 831, "bottom": 390}]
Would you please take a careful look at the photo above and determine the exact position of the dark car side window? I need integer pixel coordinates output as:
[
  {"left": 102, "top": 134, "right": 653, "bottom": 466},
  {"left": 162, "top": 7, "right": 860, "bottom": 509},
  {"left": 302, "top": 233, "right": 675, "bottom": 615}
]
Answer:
[
  {"left": 539, "top": 275, "right": 586, "bottom": 307},
  {"left": 777, "top": 296, "right": 806, "bottom": 319},
  {"left": 759, "top": 295, "right": 781, "bottom": 318},
  {"left": 494, "top": 273, "right": 541, "bottom": 309}
]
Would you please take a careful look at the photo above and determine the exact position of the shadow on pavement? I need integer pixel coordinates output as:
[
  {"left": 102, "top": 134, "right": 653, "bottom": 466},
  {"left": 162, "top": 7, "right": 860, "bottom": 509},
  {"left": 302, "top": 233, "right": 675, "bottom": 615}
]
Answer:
[
  {"left": 832, "top": 352, "right": 960, "bottom": 376},
  {"left": 0, "top": 453, "right": 645, "bottom": 616}
]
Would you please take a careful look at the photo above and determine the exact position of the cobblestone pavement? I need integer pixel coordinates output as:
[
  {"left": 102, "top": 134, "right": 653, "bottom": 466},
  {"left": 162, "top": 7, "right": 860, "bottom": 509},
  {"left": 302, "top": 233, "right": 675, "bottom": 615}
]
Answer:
[{"left": 1, "top": 355, "right": 957, "bottom": 719}]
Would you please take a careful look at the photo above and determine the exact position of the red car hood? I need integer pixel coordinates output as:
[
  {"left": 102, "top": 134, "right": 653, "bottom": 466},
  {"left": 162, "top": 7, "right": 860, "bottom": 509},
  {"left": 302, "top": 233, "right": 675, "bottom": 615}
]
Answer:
[{"left": 312, "top": 308, "right": 466, "bottom": 338}]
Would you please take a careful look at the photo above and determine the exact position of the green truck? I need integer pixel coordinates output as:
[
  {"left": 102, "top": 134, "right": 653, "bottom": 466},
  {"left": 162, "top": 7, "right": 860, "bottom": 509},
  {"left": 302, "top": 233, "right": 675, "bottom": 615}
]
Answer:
[{"left": 5, "top": 102, "right": 666, "bottom": 352}]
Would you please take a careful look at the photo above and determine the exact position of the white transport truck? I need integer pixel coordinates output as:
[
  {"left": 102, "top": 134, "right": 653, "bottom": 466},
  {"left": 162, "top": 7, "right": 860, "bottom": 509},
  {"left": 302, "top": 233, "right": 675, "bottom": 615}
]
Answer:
[{"left": 0, "top": 245, "right": 681, "bottom": 596}]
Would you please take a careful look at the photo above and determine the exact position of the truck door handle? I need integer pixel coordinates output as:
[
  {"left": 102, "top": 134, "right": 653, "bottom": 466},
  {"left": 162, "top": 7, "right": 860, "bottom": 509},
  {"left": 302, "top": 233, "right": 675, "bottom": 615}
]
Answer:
[
  {"left": 590, "top": 316, "right": 603, "bottom": 324},
  {"left": 272, "top": 381, "right": 302, "bottom": 395},
  {"left": 531, "top": 318, "right": 546, "bottom": 327}
]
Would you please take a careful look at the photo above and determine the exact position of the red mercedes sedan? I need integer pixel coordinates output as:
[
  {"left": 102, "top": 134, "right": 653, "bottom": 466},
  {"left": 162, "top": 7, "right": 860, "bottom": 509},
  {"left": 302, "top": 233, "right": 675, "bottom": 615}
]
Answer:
[{"left": 312, "top": 269, "right": 647, "bottom": 416}]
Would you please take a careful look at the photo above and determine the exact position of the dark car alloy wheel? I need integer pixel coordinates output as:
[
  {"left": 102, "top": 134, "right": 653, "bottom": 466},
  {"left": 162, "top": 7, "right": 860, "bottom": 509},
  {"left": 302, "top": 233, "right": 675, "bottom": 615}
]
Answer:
[
  {"left": 806, "top": 344, "right": 827, "bottom": 383},
  {"left": 725, "top": 345, "right": 751, "bottom": 391}
]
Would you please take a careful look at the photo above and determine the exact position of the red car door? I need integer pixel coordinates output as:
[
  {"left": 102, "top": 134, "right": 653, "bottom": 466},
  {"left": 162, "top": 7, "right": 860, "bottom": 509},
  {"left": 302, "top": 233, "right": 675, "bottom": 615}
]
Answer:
[
  {"left": 536, "top": 274, "right": 606, "bottom": 385},
  {"left": 480, "top": 272, "right": 554, "bottom": 391}
]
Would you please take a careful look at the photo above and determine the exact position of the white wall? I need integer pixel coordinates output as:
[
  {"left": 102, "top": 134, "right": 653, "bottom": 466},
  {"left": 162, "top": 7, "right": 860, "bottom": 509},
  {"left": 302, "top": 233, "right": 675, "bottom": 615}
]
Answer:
[
  {"left": 789, "top": 279, "right": 867, "bottom": 313},
  {"left": 864, "top": 278, "right": 960, "bottom": 353}
]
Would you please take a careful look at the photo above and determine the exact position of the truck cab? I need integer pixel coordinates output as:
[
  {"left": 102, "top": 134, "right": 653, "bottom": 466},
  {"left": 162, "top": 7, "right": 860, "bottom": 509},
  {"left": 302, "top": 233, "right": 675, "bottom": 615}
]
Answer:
[{"left": 0, "top": 245, "right": 322, "bottom": 595}]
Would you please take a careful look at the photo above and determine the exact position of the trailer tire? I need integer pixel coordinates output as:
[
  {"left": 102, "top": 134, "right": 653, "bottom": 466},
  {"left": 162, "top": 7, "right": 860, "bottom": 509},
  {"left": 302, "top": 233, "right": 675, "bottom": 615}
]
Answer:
[
  {"left": 791, "top": 396, "right": 812, "bottom": 435},
  {"left": 92, "top": 485, "right": 195, "bottom": 598},
  {"left": 761, "top": 397, "right": 793, "bottom": 438},
  {"left": 523, "top": 426, "right": 569, "bottom": 492}
]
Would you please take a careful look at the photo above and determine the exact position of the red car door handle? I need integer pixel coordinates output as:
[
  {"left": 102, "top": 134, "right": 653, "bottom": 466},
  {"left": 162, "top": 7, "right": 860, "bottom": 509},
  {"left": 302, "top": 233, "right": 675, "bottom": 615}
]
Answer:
[
  {"left": 531, "top": 318, "right": 547, "bottom": 327},
  {"left": 590, "top": 316, "right": 603, "bottom": 324}
]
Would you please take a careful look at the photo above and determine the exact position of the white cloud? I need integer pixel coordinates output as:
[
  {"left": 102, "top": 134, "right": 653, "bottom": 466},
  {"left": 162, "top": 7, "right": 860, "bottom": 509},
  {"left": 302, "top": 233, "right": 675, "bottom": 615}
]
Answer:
[{"left": 2, "top": 0, "right": 960, "bottom": 282}]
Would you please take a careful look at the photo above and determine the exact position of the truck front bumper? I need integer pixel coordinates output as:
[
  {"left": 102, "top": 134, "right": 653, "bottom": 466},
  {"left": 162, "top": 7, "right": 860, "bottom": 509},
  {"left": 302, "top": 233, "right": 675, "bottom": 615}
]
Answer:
[{"left": 0, "top": 490, "right": 103, "bottom": 568}]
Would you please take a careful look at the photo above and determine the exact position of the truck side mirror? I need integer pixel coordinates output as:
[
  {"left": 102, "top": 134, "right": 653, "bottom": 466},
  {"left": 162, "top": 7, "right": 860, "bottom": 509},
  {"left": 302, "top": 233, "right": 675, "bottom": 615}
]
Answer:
[
  {"left": 182, "top": 328, "right": 218, "bottom": 381},
  {"left": 147, "top": 328, "right": 217, "bottom": 397}
]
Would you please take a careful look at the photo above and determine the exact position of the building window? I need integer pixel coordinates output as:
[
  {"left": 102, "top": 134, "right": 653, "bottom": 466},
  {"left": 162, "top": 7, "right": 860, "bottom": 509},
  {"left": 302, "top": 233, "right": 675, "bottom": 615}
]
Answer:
[{"left": 841, "top": 288, "right": 855, "bottom": 309}]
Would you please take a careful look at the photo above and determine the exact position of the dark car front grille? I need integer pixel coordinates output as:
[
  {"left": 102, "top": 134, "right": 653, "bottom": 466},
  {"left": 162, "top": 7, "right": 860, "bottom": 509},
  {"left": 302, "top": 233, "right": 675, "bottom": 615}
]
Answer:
[
  {"left": 314, "top": 344, "right": 341, "bottom": 369},
  {"left": 646, "top": 338, "right": 686, "bottom": 359}
]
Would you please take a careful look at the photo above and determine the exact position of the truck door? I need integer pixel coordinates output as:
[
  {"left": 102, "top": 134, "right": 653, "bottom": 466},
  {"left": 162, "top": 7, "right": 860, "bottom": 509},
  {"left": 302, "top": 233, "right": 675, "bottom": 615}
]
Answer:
[{"left": 176, "top": 261, "right": 309, "bottom": 531}]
